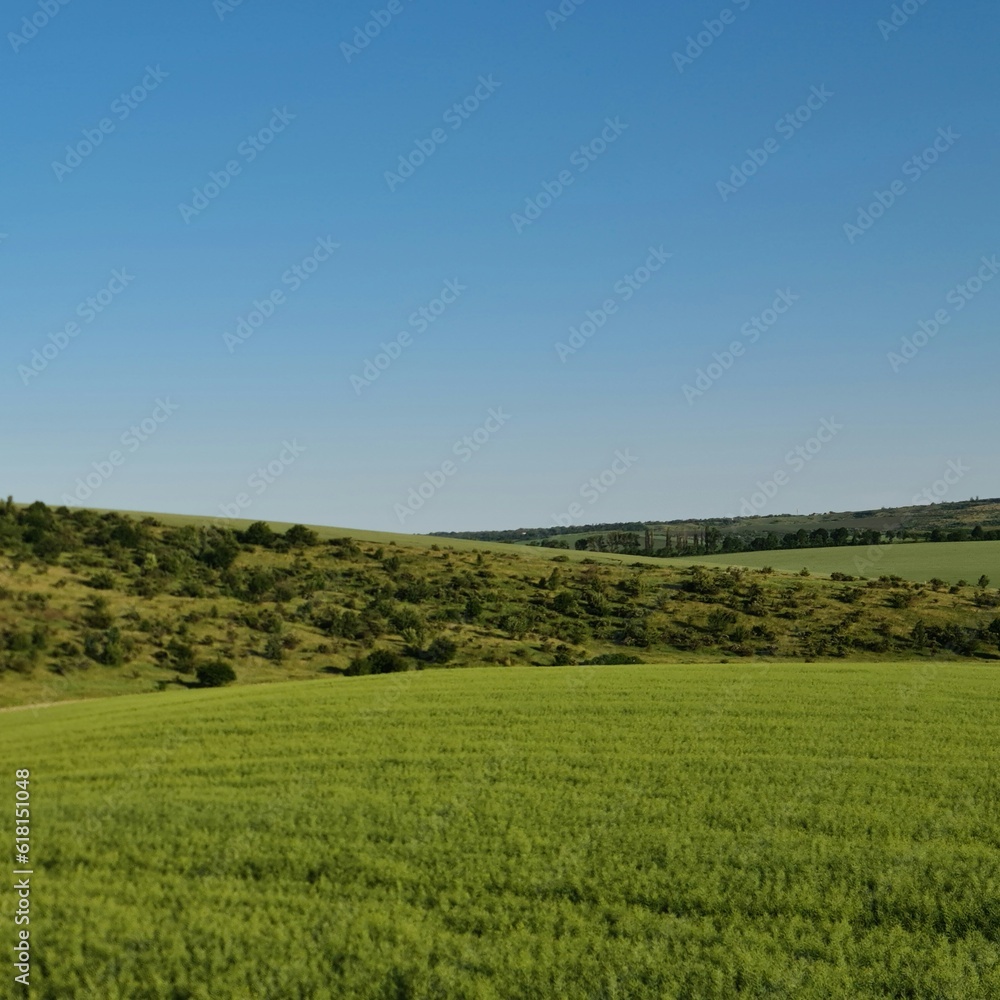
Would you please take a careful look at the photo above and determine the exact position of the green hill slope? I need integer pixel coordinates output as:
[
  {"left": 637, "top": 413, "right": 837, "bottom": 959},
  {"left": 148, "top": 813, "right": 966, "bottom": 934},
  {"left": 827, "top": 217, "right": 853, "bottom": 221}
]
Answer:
[{"left": 1, "top": 500, "right": 998, "bottom": 708}]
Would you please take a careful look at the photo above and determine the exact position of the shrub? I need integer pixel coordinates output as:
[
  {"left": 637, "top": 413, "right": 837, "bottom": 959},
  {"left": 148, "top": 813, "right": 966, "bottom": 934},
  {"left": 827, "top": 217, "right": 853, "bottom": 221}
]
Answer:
[
  {"left": 167, "top": 639, "right": 199, "bottom": 674},
  {"left": 423, "top": 637, "right": 458, "bottom": 664},
  {"left": 347, "top": 649, "right": 409, "bottom": 676},
  {"left": 586, "top": 653, "right": 644, "bottom": 665},
  {"left": 285, "top": 524, "right": 319, "bottom": 547},
  {"left": 196, "top": 660, "right": 236, "bottom": 687},
  {"left": 83, "top": 596, "right": 115, "bottom": 630}
]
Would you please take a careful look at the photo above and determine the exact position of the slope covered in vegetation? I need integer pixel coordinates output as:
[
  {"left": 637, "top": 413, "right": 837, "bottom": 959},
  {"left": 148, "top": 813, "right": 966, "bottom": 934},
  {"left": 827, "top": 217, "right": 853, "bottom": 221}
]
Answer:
[{"left": 1, "top": 499, "right": 998, "bottom": 707}]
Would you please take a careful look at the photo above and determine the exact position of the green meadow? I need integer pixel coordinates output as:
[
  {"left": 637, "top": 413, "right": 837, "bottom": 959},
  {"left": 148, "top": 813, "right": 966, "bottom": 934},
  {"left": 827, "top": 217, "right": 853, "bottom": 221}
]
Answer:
[
  {"left": 660, "top": 540, "right": 1000, "bottom": 586},
  {"left": 6, "top": 663, "right": 1000, "bottom": 999}
]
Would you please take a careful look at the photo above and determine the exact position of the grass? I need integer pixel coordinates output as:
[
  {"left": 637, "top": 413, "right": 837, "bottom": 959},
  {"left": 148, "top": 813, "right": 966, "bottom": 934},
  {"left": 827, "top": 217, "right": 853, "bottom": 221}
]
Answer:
[
  {"left": 658, "top": 540, "right": 1000, "bottom": 586},
  {"left": 85, "top": 506, "right": 667, "bottom": 566},
  {"left": 6, "top": 663, "right": 1000, "bottom": 998}
]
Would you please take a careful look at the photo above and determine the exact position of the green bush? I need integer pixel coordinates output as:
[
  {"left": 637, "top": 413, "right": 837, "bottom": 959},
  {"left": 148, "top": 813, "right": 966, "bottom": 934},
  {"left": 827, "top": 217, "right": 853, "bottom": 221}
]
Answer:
[
  {"left": 196, "top": 660, "right": 237, "bottom": 687},
  {"left": 423, "top": 637, "right": 458, "bottom": 664},
  {"left": 347, "top": 649, "right": 409, "bottom": 676}
]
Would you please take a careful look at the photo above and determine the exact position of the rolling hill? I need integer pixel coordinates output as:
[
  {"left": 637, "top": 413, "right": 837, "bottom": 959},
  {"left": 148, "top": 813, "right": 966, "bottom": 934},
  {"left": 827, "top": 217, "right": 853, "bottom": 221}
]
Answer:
[{"left": 1, "top": 499, "right": 999, "bottom": 709}]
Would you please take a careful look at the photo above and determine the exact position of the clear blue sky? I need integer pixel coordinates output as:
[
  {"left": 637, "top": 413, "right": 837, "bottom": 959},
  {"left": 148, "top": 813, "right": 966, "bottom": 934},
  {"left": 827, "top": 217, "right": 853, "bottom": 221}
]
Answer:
[{"left": 3, "top": 0, "right": 998, "bottom": 531}]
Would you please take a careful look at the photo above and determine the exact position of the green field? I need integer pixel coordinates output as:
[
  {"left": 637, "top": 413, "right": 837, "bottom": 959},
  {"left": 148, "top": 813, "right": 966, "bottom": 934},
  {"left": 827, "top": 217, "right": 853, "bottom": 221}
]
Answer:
[
  {"left": 660, "top": 540, "right": 1000, "bottom": 586},
  {"left": 8, "top": 664, "right": 1000, "bottom": 998}
]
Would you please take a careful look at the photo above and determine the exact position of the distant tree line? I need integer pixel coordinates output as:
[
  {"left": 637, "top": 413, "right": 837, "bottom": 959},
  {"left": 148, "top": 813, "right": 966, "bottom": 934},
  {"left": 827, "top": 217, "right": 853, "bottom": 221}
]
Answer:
[
  {"left": 431, "top": 522, "right": 647, "bottom": 543},
  {"left": 572, "top": 525, "right": 1000, "bottom": 556}
]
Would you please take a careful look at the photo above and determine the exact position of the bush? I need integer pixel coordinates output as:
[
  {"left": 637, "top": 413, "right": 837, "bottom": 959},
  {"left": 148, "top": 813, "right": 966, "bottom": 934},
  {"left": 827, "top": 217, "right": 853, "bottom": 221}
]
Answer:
[
  {"left": 83, "top": 596, "right": 115, "bottom": 630},
  {"left": 167, "top": 639, "right": 198, "bottom": 674},
  {"left": 423, "top": 637, "right": 458, "bottom": 664},
  {"left": 285, "top": 524, "right": 319, "bottom": 547},
  {"left": 347, "top": 649, "right": 410, "bottom": 676},
  {"left": 586, "top": 653, "right": 644, "bottom": 665},
  {"left": 196, "top": 660, "right": 236, "bottom": 687}
]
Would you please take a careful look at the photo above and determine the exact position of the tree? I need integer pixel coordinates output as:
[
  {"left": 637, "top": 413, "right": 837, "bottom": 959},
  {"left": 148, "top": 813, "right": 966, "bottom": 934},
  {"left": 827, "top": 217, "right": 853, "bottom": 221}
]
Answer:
[
  {"left": 347, "top": 649, "right": 408, "bottom": 675},
  {"left": 987, "top": 618, "right": 1000, "bottom": 651},
  {"left": 198, "top": 528, "right": 240, "bottom": 570},
  {"left": 978, "top": 575, "right": 991, "bottom": 589},
  {"left": 242, "top": 521, "right": 276, "bottom": 547},
  {"left": 424, "top": 637, "right": 457, "bottom": 664},
  {"left": 285, "top": 524, "right": 319, "bottom": 547},
  {"left": 197, "top": 660, "right": 236, "bottom": 687},
  {"left": 167, "top": 638, "right": 198, "bottom": 674}
]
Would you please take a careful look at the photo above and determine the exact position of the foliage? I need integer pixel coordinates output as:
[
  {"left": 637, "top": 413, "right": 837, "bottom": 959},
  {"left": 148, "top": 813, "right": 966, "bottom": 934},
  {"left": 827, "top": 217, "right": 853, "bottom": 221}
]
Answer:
[{"left": 196, "top": 660, "right": 237, "bottom": 687}]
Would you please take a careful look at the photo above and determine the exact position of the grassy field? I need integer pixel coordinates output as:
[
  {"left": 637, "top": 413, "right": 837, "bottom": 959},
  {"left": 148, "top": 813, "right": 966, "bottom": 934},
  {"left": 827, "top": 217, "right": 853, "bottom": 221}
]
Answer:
[
  {"left": 659, "top": 540, "right": 1000, "bottom": 586},
  {"left": 7, "top": 664, "right": 1000, "bottom": 998}
]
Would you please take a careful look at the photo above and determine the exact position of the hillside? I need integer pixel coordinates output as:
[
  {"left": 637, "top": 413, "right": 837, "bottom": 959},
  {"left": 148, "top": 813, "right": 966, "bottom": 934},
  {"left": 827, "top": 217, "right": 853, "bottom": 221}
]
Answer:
[{"left": 2, "top": 500, "right": 999, "bottom": 708}]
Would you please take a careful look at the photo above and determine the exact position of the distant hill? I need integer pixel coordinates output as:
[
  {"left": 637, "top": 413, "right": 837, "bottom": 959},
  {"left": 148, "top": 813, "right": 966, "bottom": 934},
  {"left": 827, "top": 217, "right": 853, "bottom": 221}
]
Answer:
[{"left": 431, "top": 498, "right": 1000, "bottom": 557}]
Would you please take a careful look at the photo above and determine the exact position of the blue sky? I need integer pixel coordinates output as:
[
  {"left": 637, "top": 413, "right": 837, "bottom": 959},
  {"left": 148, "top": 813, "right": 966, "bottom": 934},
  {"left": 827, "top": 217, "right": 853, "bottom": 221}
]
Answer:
[{"left": 3, "top": 0, "right": 998, "bottom": 532}]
